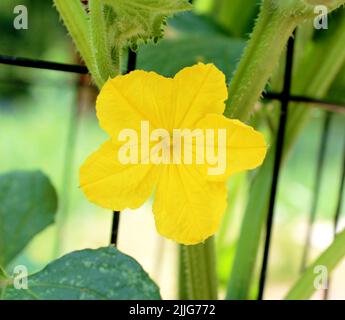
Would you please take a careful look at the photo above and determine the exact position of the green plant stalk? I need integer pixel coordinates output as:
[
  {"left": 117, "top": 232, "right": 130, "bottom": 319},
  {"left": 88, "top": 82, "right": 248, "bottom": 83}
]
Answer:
[
  {"left": 226, "top": 151, "right": 274, "bottom": 300},
  {"left": 285, "top": 228, "right": 345, "bottom": 300},
  {"left": 178, "top": 246, "right": 188, "bottom": 299},
  {"left": 224, "top": 1, "right": 297, "bottom": 121},
  {"left": 226, "top": 10, "right": 345, "bottom": 300},
  {"left": 53, "top": 0, "right": 103, "bottom": 88},
  {"left": 89, "top": 0, "right": 117, "bottom": 81},
  {"left": 183, "top": 237, "right": 218, "bottom": 299},
  {"left": 225, "top": 0, "right": 345, "bottom": 122}
]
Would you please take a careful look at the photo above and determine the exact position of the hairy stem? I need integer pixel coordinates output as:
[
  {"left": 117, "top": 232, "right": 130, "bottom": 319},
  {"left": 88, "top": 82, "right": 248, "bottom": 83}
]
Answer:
[
  {"left": 53, "top": 0, "right": 103, "bottom": 87},
  {"left": 225, "top": 0, "right": 345, "bottom": 122},
  {"left": 89, "top": 0, "right": 117, "bottom": 82},
  {"left": 225, "top": 1, "right": 297, "bottom": 121}
]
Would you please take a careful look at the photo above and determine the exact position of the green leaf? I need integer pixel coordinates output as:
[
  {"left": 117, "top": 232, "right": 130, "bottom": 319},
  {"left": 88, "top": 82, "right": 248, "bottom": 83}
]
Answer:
[
  {"left": 286, "top": 229, "right": 345, "bottom": 300},
  {"left": 138, "top": 35, "right": 245, "bottom": 80},
  {"left": 3, "top": 247, "right": 161, "bottom": 300},
  {"left": 0, "top": 170, "right": 58, "bottom": 267},
  {"left": 168, "top": 12, "right": 229, "bottom": 36},
  {"left": 102, "top": 0, "right": 192, "bottom": 50}
]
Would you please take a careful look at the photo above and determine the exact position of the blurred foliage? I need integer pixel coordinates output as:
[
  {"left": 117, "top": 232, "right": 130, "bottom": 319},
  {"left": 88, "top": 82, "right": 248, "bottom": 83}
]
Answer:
[
  {"left": 0, "top": 170, "right": 57, "bottom": 267},
  {"left": 0, "top": 0, "right": 71, "bottom": 99},
  {"left": 210, "top": 0, "right": 259, "bottom": 38}
]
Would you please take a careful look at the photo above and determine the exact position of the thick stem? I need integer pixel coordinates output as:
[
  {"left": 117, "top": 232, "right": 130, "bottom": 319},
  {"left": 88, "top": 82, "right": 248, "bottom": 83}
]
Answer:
[
  {"left": 89, "top": 0, "right": 117, "bottom": 81},
  {"left": 183, "top": 237, "right": 218, "bottom": 300},
  {"left": 53, "top": 0, "right": 103, "bottom": 87},
  {"left": 178, "top": 246, "right": 188, "bottom": 299},
  {"left": 225, "top": 0, "right": 345, "bottom": 122},
  {"left": 225, "top": 1, "right": 297, "bottom": 121}
]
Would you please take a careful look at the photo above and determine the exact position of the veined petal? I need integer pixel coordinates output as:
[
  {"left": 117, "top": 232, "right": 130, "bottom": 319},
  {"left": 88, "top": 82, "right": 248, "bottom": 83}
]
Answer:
[
  {"left": 152, "top": 164, "right": 227, "bottom": 245},
  {"left": 194, "top": 114, "right": 267, "bottom": 181},
  {"left": 96, "top": 70, "right": 173, "bottom": 141},
  {"left": 80, "top": 140, "right": 159, "bottom": 210},
  {"left": 171, "top": 63, "right": 227, "bottom": 130}
]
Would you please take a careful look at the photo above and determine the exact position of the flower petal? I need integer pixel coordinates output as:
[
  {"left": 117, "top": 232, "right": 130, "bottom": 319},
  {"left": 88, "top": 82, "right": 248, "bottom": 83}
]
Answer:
[
  {"left": 152, "top": 164, "right": 227, "bottom": 245},
  {"left": 195, "top": 114, "right": 267, "bottom": 181},
  {"left": 171, "top": 63, "right": 227, "bottom": 129},
  {"left": 80, "top": 140, "right": 159, "bottom": 210},
  {"left": 96, "top": 70, "right": 173, "bottom": 140}
]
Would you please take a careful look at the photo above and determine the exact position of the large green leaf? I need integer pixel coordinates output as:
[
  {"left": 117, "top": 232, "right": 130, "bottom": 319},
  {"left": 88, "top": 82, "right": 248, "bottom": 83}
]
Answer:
[
  {"left": 286, "top": 229, "right": 345, "bottom": 300},
  {"left": 3, "top": 247, "right": 161, "bottom": 300},
  {"left": 137, "top": 35, "right": 245, "bottom": 80},
  {"left": 0, "top": 170, "right": 58, "bottom": 267}
]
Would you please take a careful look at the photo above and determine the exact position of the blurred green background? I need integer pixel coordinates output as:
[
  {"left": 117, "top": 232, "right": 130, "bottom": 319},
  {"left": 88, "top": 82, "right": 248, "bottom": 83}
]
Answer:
[{"left": 0, "top": 0, "right": 344, "bottom": 299}]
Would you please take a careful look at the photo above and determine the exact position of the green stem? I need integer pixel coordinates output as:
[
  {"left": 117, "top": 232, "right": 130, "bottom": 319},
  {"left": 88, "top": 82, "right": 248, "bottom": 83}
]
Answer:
[
  {"left": 226, "top": 152, "right": 274, "bottom": 300},
  {"left": 224, "top": 1, "right": 297, "bottom": 121},
  {"left": 183, "top": 237, "right": 218, "bottom": 300},
  {"left": 225, "top": 0, "right": 345, "bottom": 122},
  {"left": 89, "top": 0, "right": 117, "bottom": 81},
  {"left": 286, "top": 228, "right": 345, "bottom": 300},
  {"left": 53, "top": 0, "right": 103, "bottom": 88},
  {"left": 178, "top": 246, "right": 188, "bottom": 300}
]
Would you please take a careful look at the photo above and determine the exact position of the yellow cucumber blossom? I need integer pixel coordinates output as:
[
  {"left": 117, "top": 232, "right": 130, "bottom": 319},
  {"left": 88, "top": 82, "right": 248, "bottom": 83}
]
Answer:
[{"left": 80, "top": 63, "right": 267, "bottom": 245}]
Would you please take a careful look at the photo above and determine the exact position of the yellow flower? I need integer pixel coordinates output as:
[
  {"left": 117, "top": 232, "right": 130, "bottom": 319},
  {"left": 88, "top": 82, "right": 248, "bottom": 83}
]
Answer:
[{"left": 80, "top": 63, "right": 267, "bottom": 245}]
